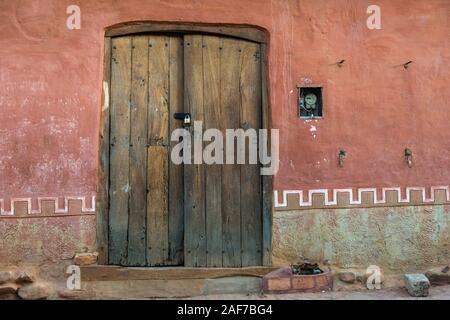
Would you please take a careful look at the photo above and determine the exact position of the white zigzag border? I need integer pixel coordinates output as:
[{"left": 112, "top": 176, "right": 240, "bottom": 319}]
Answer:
[
  {"left": 0, "top": 196, "right": 96, "bottom": 216},
  {"left": 274, "top": 186, "right": 450, "bottom": 208}
]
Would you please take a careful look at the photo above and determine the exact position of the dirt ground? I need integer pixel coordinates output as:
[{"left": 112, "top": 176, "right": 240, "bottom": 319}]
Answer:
[{"left": 184, "top": 285, "right": 450, "bottom": 300}]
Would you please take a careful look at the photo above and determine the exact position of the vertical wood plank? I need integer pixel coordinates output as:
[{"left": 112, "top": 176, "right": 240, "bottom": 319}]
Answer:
[
  {"left": 148, "top": 36, "right": 170, "bottom": 147},
  {"left": 97, "top": 36, "right": 111, "bottom": 265},
  {"left": 203, "top": 36, "right": 223, "bottom": 267},
  {"left": 147, "top": 146, "right": 169, "bottom": 266},
  {"left": 109, "top": 36, "right": 132, "bottom": 265},
  {"left": 184, "top": 34, "right": 207, "bottom": 267},
  {"left": 127, "top": 35, "right": 149, "bottom": 266},
  {"left": 147, "top": 36, "right": 170, "bottom": 266},
  {"left": 168, "top": 36, "right": 185, "bottom": 266},
  {"left": 261, "top": 43, "right": 273, "bottom": 266},
  {"left": 220, "top": 38, "right": 242, "bottom": 267},
  {"left": 240, "top": 42, "right": 263, "bottom": 266}
]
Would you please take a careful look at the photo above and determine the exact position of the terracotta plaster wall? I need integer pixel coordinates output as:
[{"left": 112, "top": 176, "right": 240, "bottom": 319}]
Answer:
[
  {"left": 0, "top": 1, "right": 449, "bottom": 267},
  {"left": 0, "top": 0, "right": 449, "bottom": 199}
]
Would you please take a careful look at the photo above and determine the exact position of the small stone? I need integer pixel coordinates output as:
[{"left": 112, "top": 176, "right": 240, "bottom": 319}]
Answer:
[
  {"left": 425, "top": 267, "right": 450, "bottom": 286},
  {"left": 0, "top": 284, "right": 19, "bottom": 295},
  {"left": 338, "top": 271, "right": 356, "bottom": 284},
  {"left": 442, "top": 266, "right": 449, "bottom": 273},
  {"left": 18, "top": 283, "right": 51, "bottom": 300},
  {"left": 58, "top": 289, "right": 95, "bottom": 300},
  {"left": 404, "top": 274, "right": 430, "bottom": 297},
  {"left": 74, "top": 252, "right": 98, "bottom": 266},
  {"left": 14, "top": 271, "right": 35, "bottom": 284},
  {"left": 0, "top": 271, "right": 13, "bottom": 284}
]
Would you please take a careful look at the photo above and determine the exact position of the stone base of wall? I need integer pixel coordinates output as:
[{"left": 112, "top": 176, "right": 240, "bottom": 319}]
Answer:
[
  {"left": 2, "top": 205, "right": 449, "bottom": 277},
  {"left": 1, "top": 206, "right": 449, "bottom": 298},
  {"left": 0, "top": 215, "right": 95, "bottom": 283},
  {"left": 272, "top": 205, "right": 450, "bottom": 271}
]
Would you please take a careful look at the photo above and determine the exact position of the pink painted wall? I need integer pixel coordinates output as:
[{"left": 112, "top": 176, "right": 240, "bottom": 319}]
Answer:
[{"left": 0, "top": 0, "right": 449, "bottom": 201}]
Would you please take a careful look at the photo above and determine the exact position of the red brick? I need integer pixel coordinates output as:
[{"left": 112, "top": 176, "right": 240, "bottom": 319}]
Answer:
[
  {"left": 267, "top": 278, "right": 291, "bottom": 291},
  {"left": 292, "top": 277, "right": 315, "bottom": 290}
]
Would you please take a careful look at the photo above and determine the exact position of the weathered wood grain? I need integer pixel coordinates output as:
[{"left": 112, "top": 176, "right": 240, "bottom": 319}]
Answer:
[
  {"left": 168, "top": 36, "right": 185, "bottom": 266},
  {"left": 105, "top": 23, "right": 267, "bottom": 44},
  {"left": 184, "top": 35, "right": 207, "bottom": 267},
  {"left": 104, "top": 31, "right": 270, "bottom": 268},
  {"left": 240, "top": 41, "right": 263, "bottom": 267},
  {"left": 128, "top": 35, "right": 149, "bottom": 266},
  {"left": 109, "top": 36, "right": 132, "bottom": 265},
  {"left": 146, "top": 35, "right": 171, "bottom": 266},
  {"left": 81, "top": 265, "right": 277, "bottom": 281},
  {"left": 147, "top": 146, "right": 169, "bottom": 266},
  {"left": 260, "top": 43, "right": 273, "bottom": 267},
  {"left": 148, "top": 36, "right": 170, "bottom": 147},
  {"left": 220, "top": 38, "right": 242, "bottom": 267},
  {"left": 202, "top": 36, "right": 223, "bottom": 267}
]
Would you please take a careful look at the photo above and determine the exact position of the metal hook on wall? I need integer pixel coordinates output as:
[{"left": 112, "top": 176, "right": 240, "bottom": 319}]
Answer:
[
  {"left": 405, "top": 148, "right": 413, "bottom": 168},
  {"left": 338, "top": 149, "right": 347, "bottom": 168},
  {"left": 403, "top": 61, "right": 413, "bottom": 69}
]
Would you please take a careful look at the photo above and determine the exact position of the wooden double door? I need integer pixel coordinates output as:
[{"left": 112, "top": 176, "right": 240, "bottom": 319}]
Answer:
[{"left": 108, "top": 33, "right": 263, "bottom": 267}]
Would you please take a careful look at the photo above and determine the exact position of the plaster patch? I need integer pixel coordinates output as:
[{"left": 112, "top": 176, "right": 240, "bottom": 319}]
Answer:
[{"left": 102, "top": 81, "right": 109, "bottom": 111}]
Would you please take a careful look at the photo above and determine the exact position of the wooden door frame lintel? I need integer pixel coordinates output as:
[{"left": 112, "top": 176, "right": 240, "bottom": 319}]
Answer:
[
  {"left": 97, "top": 23, "right": 272, "bottom": 267},
  {"left": 105, "top": 22, "right": 268, "bottom": 43}
]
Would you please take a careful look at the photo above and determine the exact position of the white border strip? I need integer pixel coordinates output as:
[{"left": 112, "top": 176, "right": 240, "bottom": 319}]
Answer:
[
  {"left": 0, "top": 196, "right": 96, "bottom": 216},
  {"left": 274, "top": 186, "right": 450, "bottom": 208}
]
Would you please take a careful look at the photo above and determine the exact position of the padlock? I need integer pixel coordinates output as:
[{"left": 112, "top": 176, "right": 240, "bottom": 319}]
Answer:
[{"left": 173, "top": 112, "right": 192, "bottom": 126}]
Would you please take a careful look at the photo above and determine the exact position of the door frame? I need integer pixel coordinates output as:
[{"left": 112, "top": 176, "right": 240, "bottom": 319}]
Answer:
[{"left": 97, "top": 22, "right": 273, "bottom": 266}]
